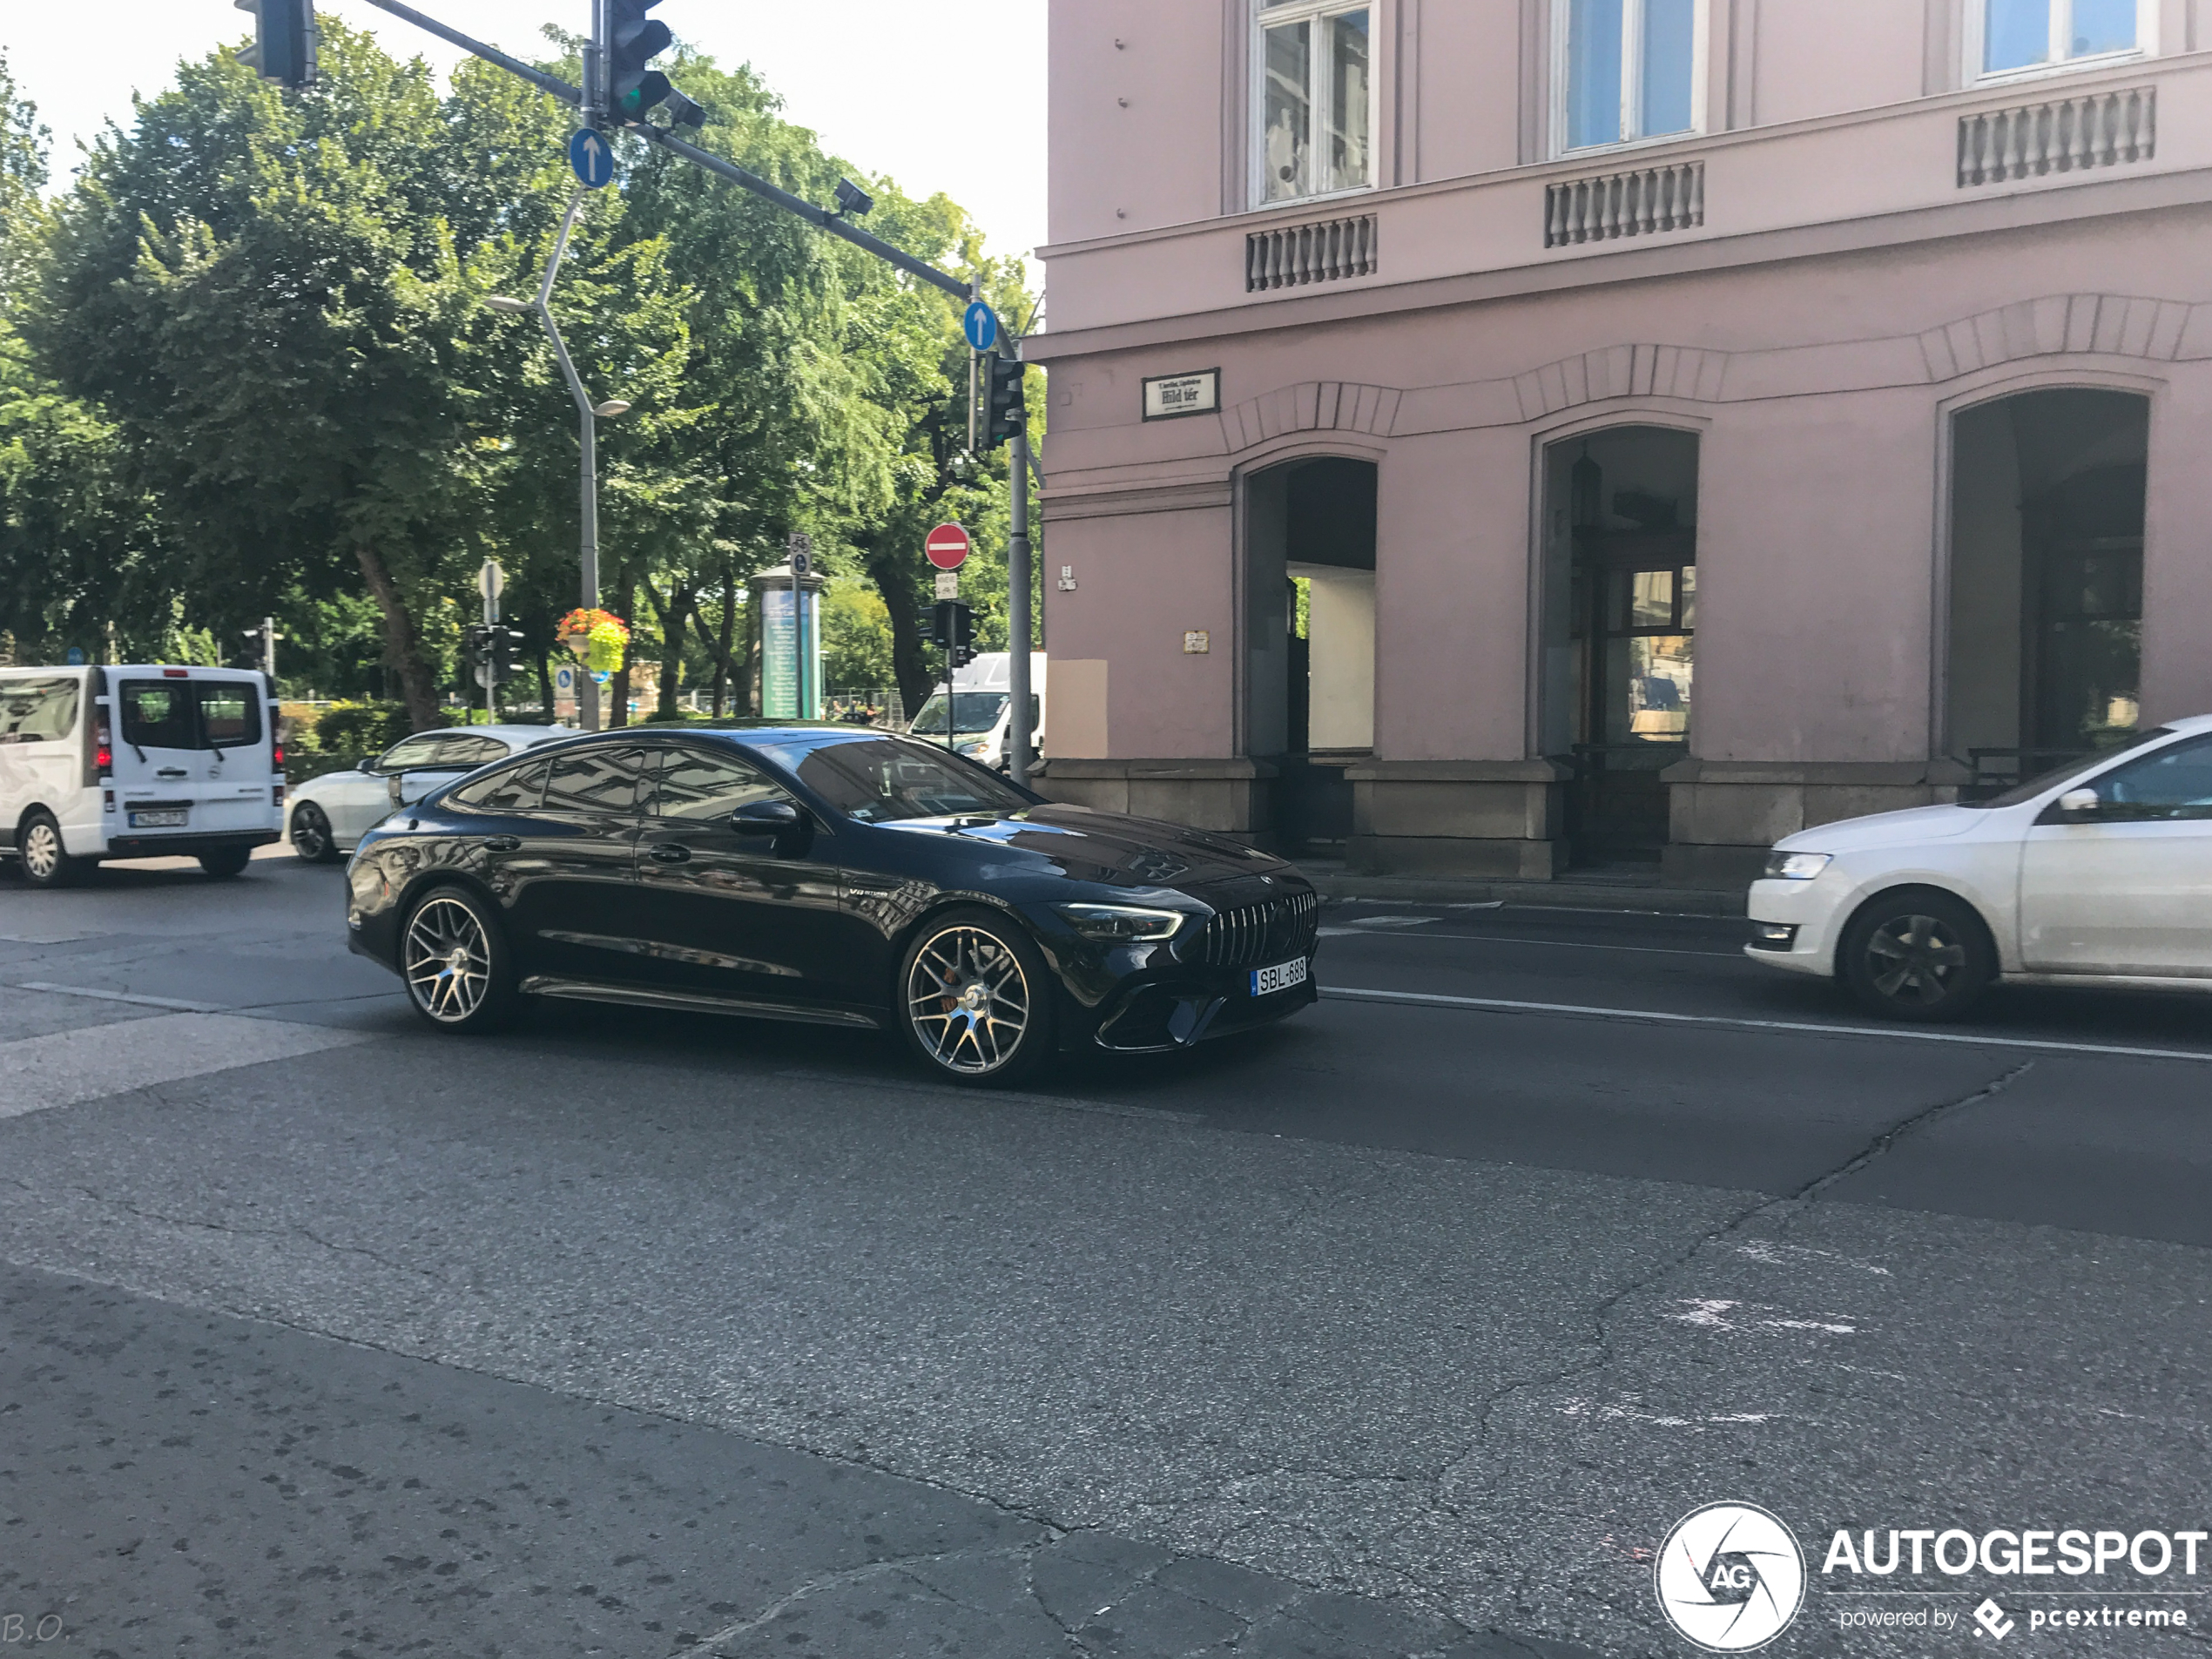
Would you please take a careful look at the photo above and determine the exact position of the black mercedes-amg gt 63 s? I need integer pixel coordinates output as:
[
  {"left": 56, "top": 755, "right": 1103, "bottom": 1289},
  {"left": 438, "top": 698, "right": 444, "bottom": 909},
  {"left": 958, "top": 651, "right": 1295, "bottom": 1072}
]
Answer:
[{"left": 345, "top": 726, "right": 1319, "bottom": 1084}]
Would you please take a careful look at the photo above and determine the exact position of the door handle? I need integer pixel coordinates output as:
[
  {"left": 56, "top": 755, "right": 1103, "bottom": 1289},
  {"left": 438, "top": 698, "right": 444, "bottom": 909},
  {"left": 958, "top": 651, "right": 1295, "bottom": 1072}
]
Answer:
[
  {"left": 478, "top": 836, "right": 522, "bottom": 853},
  {"left": 157, "top": 767, "right": 188, "bottom": 779},
  {"left": 648, "top": 842, "right": 692, "bottom": 865}
]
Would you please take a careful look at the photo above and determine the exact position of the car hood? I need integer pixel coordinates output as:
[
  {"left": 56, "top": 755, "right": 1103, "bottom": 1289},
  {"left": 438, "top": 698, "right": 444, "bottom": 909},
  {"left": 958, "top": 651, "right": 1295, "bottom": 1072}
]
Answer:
[
  {"left": 295, "top": 769, "right": 370, "bottom": 797},
  {"left": 1776, "top": 802, "right": 1989, "bottom": 854},
  {"left": 885, "top": 803, "right": 1305, "bottom": 894}
]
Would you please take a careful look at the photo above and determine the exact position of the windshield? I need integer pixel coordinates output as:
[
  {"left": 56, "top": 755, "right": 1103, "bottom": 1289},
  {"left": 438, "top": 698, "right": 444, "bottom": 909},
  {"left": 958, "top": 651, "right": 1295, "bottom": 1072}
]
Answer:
[
  {"left": 1967, "top": 728, "right": 2175, "bottom": 808},
  {"left": 909, "top": 691, "right": 1010, "bottom": 736},
  {"left": 757, "top": 736, "right": 1034, "bottom": 824}
]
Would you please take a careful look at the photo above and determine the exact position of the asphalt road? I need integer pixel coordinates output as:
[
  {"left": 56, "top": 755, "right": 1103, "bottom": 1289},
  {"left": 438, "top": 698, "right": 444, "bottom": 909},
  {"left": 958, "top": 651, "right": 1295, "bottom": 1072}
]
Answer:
[{"left": 2, "top": 851, "right": 2209, "bottom": 1657}]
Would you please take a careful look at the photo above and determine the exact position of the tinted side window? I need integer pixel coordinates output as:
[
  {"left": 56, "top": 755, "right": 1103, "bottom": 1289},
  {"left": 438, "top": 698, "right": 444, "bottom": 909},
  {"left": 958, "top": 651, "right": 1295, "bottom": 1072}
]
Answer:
[
  {"left": 2101, "top": 736, "right": 2212, "bottom": 819},
  {"left": 448, "top": 759, "right": 550, "bottom": 813},
  {"left": 648, "top": 748, "right": 790, "bottom": 822},
  {"left": 198, "top": 683, "right": 262, "bottom": 747},
  {"left": 442, "top": 735, "right": 508, "bottom": 767},
  {"left": 379, "top": 735, "right": 448, "bottom": 772},
  {"left": 120, "top": 682, "right": 197, "bottom": 750},
  {"left": 543, "top": 747, "right": 646, "bottom": 815},
  {"left": 0, "top": 678, "right": 79, "bottom": 744}
]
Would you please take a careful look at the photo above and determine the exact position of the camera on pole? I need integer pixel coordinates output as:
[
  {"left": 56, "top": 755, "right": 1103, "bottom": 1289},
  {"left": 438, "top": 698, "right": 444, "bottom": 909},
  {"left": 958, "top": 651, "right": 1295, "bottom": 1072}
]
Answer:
[
  {"left": 608, "top": 0, "right": 706, "bottom": 127},
  {"left": 235, "top": 0, "right": 319, "bottom": 89},
  {"left": 983, "top": 354, "right": 1027, "bottom": 449}
]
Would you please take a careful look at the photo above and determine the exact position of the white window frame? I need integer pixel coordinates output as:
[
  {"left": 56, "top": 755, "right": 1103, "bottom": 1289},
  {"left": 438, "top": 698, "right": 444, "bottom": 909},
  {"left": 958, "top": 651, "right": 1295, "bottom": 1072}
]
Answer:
[
  {"left": 1248, "top": 0, "right": 1379, "bottom": 212},
  {"left": 1964, "top": 0, "right": 2156, "bottom": 85},
  {"left": 1550, "top": 0, "right": 1710, "bottom": 159}
]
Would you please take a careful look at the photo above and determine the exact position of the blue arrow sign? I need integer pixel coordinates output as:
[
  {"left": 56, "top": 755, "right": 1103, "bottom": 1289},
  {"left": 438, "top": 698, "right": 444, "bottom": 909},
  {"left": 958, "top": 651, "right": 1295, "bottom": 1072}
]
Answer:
[
  {"left": 963, "top": 301, "right": 1000, "bottom": 353},
  {"left": 569, "top": 127, "right": 615, "bottom": 190}
]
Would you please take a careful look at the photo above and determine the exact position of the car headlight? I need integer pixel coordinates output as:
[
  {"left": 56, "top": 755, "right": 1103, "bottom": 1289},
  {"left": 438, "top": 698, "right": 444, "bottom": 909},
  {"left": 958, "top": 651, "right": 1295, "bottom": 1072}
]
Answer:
[
  {"left": 1053, "top": 903, "right": 1187, "bottom": 942},
  {"left": 956, "top": 740, "right": 991, "bottom": 758},
  {"left": 1764, "top": 851, "right": 1833, "bottom": 881}
]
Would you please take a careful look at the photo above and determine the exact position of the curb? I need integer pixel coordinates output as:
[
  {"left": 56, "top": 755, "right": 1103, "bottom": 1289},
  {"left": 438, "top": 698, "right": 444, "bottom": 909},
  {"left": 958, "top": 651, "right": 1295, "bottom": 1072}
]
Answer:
[{"left": 1305, "top": 871, "right": 1750, "bottom": 918}]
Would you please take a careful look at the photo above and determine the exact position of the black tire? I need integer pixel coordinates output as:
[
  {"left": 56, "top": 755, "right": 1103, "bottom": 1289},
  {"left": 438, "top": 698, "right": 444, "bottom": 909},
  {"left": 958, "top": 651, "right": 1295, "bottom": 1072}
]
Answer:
[
  {"left": 400, "top": 886, "right": 518, "bottom": 1034},
  {"left": 290, "top": 802, "right": 340, "bottom": 864},
  {"left": 17, "top": 810, "right": 87, "bottom": 890},
  {"left": 896, "top": 905, "right": 1055, "bottom": 1087},
  {"left": 1839, "top": 890, "right": 1993, "bottom": 1022},
  {"left": 199, "top": 846, "right": 254, "bottom": 879}
]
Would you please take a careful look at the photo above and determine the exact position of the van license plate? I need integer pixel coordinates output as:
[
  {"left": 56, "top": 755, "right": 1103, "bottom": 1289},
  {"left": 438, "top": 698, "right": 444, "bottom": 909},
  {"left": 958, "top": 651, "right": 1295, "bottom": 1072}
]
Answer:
[
  {"left": 129, "top": 809, "right": 189, "bottom": 828},
  {"left": 1250, "top": 957, "right": 1308, "bottom": 997}
]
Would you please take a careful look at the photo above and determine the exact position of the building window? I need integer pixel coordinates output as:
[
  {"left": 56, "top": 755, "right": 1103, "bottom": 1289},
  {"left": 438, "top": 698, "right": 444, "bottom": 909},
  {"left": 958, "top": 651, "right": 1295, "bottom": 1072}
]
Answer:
[
  {"left": 1255, "top": 0, "right": 1372, "bottom": 206},
  {"left": 1974, "top": 0, "right": 2147, "bottom": 78},
  {"left": 1558, "top": 0, "right": 1699, "bottom": 154}
]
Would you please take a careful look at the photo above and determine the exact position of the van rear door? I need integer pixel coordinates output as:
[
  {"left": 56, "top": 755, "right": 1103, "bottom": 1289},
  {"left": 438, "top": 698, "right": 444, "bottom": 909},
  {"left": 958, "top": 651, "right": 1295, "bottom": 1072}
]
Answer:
[{"left": 111, "top": 671, "right": 277, "bottom": 843}]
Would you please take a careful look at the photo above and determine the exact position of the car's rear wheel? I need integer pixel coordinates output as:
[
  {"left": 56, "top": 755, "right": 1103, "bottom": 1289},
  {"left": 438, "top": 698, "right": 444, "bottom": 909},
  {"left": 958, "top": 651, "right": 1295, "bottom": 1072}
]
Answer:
[
  {"left": 17, "top": 810, "right": 86, "bottom": 890},
  {"left": 291, "top": 802, "right": 339, "bottom": 864},
  {"left": 898, "top": 907, "right": 1054, "bottom": 1086},
  {"left": 199, "top": 846, "right": 253, "bottom": 879},
  {"left": 401, "top": 887, "right": 516, "bottom": 1033},
  {"left": 1840, "top": 890, "right": 1993, "bottom": 1022}
]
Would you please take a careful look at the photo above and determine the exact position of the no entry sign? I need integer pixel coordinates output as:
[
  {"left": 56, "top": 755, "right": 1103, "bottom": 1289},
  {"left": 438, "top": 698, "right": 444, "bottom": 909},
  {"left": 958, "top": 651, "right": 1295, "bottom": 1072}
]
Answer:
[{"left": 925, "top": 523, "right": 972, "bottom": 571}]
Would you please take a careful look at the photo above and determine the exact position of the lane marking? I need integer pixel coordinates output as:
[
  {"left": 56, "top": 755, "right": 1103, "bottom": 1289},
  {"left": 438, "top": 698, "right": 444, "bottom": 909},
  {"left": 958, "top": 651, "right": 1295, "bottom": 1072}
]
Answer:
[
  {"left": 0, "top": 1013, "right": 372, "bottom": 1121},
  {"left": 14, "top": 981, "right": 225, "bottom": 1013},
  {"left": 1320, "top": 985, "right": 2212, "bottom": 1065},
  {"left": 1318, "top": 930, "right": 1737, "bottom": 959}
]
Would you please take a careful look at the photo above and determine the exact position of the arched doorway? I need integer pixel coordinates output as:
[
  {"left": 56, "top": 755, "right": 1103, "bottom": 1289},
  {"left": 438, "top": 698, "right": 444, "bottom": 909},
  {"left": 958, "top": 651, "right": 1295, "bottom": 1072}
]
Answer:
[
  {"left": 1246, "top": 455, "right": 1378, "bottom": 853},
  {"left": 1948, "top": 388, "right": 2148, "bottom": 792},
  {"left": 1536, "top": 426, "right": 1701, "bottom": 866}
]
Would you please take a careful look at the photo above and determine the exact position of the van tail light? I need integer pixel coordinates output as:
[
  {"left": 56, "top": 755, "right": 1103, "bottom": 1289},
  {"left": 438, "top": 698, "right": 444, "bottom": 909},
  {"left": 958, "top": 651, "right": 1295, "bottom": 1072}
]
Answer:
[
  {"left": 273, "top": 740, "right": 285, "bottom": 772},
  {"left": 96, "top": 712, "right": 112, "bottom": 778},
  {"left": 273, "top": 784, "right": 286, "bottom": 808},
  {"left": 162, "top": 667, "right": 189, "bottom": 678}
]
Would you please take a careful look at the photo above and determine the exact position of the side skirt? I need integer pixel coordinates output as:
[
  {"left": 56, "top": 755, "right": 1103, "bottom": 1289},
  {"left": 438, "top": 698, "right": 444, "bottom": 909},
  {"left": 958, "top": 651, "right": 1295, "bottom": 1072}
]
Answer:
[{"left": 518, "top": 975, "right": 885, "bottom": 1030}]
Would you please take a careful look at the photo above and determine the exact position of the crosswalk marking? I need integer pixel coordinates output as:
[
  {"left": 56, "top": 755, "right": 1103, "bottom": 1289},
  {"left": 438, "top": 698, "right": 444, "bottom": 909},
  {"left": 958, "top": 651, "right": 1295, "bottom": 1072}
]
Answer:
[{"left": 0, "top": 1012, "right": 372, "bottom": 1121}]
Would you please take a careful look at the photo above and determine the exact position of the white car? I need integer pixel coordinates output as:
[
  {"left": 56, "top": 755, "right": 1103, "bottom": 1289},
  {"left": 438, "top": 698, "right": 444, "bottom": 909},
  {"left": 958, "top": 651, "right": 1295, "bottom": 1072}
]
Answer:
[
  {"left": 287, "top": 724, "right": 567, "bottom": 862},
  {"left": 1747, "top": 714, "right": 2212, "bottom": 1019},
  {"left": 2, "top": 664, "right": 282, "bottom": 887}
]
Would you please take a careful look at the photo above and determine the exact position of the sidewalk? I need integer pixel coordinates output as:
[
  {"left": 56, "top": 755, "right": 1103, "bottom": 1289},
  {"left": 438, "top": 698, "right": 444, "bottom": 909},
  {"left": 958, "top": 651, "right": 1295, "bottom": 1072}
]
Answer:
[{"left": 1297, "top": 860, "right": 1750, "bottom": 917}]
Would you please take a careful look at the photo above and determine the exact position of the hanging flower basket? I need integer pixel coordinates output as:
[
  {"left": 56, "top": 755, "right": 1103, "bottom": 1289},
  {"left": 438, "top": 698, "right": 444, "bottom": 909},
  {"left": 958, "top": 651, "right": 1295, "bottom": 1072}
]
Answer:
[{"left": 557, "top": 608, "right": 631, "bottom": 674}]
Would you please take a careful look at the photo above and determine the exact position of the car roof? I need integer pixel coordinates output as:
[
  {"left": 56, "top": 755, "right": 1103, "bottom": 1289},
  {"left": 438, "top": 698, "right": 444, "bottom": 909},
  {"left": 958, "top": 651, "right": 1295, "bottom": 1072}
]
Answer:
[
  {"left": 2162, "top": 712, "right": 2212, "bottom": 736},
  {"left": 396, "top": 724, "right": 568, "bottom": 746}
]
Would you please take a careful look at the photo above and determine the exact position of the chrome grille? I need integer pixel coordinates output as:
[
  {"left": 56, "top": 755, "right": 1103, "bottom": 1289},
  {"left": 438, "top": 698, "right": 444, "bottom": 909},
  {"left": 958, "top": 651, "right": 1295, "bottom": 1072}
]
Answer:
[{"left": 1184, "top": 890, "right": 1320, "bottom": 969}]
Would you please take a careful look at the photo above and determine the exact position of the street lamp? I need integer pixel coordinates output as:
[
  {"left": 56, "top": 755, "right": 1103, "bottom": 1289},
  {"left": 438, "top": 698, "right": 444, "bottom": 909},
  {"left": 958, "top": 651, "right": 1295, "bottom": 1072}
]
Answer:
[{"left": 484, "top": 191, "right": 633, "bottom": 732}]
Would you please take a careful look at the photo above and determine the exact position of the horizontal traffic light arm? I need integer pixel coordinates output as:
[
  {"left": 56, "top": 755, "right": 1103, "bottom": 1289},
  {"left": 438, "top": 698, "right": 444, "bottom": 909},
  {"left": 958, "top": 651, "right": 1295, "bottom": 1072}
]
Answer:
[{"left": 357, "top": 0, "right": 973, "bottom": 306}]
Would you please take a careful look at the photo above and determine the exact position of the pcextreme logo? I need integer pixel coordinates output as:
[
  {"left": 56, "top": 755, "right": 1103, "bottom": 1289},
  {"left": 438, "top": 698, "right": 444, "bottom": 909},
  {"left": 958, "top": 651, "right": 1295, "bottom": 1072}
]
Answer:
[{"left": 1656, "top": 1502, "right": 1809, "bottom": 1652}]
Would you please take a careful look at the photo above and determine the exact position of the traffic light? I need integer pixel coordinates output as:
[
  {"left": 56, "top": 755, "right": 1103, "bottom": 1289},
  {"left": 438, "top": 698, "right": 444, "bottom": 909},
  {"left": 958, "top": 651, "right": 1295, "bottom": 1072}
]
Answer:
[
  {"left": 607, "top": 0, "right": 705, "bottom": 128},
  {"left": 489, "top": 628, "right": 524, "bottom": 684},
  {"left": 461, "top": 624, "right": 489, "bottom": 675},
  {"left": 235, "top": 0, "right": 318, "bottom": 89},
  {"left": 983, "top": 355, "right": 1027, "bottom": 449},
  {"left": 932, "top": 600, "right": 974, "bottom": 666}
]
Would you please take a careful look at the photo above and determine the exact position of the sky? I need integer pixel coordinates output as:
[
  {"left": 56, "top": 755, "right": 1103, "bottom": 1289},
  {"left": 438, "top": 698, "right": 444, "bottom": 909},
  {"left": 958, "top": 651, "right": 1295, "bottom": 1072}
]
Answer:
[{"left": 2, "top": 1, "right": 1047, "bottom": 275}]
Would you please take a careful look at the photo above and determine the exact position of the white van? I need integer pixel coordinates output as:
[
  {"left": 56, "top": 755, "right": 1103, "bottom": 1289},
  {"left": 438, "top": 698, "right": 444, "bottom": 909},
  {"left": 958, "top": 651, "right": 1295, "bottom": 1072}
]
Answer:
[
  {"left": 907, "top": 651, "right": 1047, "bottom": 771},
  {"left": 0, "top": 665, "right": 284, "bottom": 887}
]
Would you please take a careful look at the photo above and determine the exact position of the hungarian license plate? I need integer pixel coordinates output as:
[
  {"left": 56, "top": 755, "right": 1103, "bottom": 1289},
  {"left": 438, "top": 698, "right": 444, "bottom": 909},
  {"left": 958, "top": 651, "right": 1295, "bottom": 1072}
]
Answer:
[
  {"left": 1250, "top": 956, "right": 1309, "bottom": 998},
  {"left": 129, "top": 809, "right": 189, "bottom": 829}
]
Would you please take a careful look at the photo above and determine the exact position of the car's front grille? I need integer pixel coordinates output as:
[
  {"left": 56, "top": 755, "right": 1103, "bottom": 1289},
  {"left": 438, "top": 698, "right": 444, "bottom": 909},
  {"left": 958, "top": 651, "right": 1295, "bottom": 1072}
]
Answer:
[{"left": 1182, "top": 890, "right": 1320, "bottom": 969}]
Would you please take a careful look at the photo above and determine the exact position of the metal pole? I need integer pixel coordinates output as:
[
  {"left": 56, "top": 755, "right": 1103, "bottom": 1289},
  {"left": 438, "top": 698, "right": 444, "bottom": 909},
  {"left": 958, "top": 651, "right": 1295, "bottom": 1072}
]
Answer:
[
  {"left": 1008, "top": 429, "right": 1034, "bottom": 789},
  {"left": 792, "top": 562, "right": 802, "bottom": 721},
  {"left": 526, "top": 188, "right": 604, "bottom": 731}
]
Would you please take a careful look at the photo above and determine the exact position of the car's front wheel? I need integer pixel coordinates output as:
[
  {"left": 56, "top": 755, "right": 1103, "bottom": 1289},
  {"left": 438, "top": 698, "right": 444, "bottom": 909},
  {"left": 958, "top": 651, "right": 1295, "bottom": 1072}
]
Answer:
[
  {"left": 401, "top": 887, "right": 516, "bottom": 1033},
  {"left": 898, "top": 907, "right": 1055, "bottom": 1086},
  {"left": 1839, "top": 890, "right": 1993, "bottom": 1022},
  {"left": 291, "top": 802, "right": 339, "bottom": 864}
]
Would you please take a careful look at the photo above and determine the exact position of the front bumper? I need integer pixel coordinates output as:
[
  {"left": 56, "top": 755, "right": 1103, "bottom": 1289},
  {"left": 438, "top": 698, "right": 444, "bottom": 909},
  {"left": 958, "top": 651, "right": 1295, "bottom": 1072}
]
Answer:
[{"left": 1743, "top": 875, "right": 1847, "bottom": 978}]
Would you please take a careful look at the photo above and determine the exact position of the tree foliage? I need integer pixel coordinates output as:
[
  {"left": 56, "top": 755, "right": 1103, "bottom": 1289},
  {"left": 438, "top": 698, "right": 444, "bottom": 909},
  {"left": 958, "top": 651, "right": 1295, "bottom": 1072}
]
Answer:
[{"left": 0, "top": 22, "right": 1041, "bottom": 728}]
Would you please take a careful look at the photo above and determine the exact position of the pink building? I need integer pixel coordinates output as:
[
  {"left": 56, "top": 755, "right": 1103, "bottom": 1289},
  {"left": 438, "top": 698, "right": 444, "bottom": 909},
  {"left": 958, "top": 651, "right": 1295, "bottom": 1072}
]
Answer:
[{"left": 1032, "top": 0, "right": 2212, "bottom": 885}]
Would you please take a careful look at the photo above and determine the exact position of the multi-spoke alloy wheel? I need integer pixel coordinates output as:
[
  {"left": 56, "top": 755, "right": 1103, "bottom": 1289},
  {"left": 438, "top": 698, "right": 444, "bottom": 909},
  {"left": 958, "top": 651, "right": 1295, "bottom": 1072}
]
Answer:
[
  {"left": 402, "top": 891, "right": 511, "bottom": 1031},
  {"left": 1842, "top": 891, "right": 1991, "bottom": 1022},
  {"left": 900, "top": 911, "right": 1051, "bottom": 1084},
  {"left": 292, "top": 802, "right": 337, "bottom": 864}
]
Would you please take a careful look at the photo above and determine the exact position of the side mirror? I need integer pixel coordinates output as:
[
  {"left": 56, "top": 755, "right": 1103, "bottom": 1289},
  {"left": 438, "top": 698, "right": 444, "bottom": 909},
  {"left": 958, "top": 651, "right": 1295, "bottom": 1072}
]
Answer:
[
  {"left": 2056, "top": 787, "right": 2103, "bottom": 818},
  {"left": 731, "top": 799, "right": 803, "bottom": 838}
]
